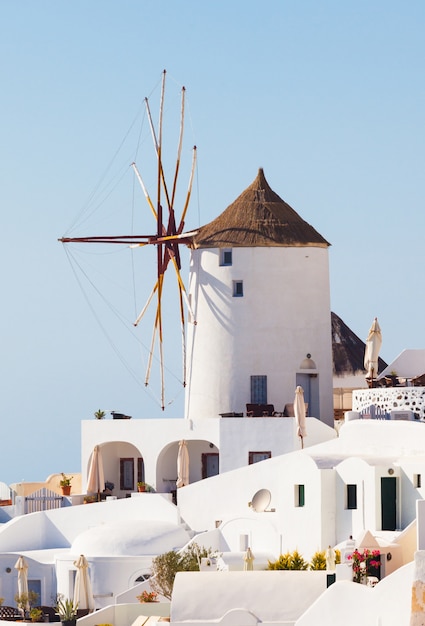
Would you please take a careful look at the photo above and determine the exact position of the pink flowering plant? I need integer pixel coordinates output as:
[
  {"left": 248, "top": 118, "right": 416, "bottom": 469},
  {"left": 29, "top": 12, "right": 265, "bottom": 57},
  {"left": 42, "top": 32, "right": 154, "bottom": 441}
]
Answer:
[
  {"left": 136, "top": 590, "right": 158, "bottom": 603},
  {"left": 348, "top": 548, "right": 380, "bottom": 583}
]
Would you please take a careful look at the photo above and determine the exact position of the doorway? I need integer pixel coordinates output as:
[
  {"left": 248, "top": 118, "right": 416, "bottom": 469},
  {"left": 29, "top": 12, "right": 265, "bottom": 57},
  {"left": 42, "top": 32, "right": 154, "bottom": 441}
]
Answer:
[
  {"left": 381, "top": 477, "right": 397, "bottom": 530},
  {"left": 296, "top": 373, "right": 319, "bottom": 417},
  {"left": 202, "top": 453, "right": 219, "bottom": 478}
]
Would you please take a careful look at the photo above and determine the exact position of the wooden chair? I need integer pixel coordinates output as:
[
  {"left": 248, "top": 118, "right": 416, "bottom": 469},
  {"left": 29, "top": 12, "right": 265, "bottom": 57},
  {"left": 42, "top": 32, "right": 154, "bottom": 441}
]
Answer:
[{"left": 246, "top": 404, "right": 275, "bottom": 417}]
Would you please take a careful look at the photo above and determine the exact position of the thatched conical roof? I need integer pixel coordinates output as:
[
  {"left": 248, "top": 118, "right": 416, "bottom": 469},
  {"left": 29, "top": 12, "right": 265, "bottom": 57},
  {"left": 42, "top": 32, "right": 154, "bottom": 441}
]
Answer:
[{"left": 192, "top": 169, "right": 330, "bottom": 249}]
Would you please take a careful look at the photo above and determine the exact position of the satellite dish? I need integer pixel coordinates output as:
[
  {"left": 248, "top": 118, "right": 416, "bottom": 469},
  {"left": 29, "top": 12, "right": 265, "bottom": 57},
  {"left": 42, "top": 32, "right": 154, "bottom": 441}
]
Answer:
[{"left": 251, "top": 488, "right": 271, "bottom": 512}]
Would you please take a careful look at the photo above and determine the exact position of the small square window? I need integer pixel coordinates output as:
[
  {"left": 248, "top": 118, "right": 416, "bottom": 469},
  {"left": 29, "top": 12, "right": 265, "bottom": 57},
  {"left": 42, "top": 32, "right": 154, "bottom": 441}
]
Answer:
[
  {"left": 220, "top": 249, "right": 232, "bottom": 266},
  {"left": 414, "top": 474, "right": 422, "bottom": 488},
  {"left": 347, "top": 484, "right": 357, "bottom": 509},
  {"left": 233, "top": 280, "right": 243, "bottom": 297},
  {"left": 295, "top": 484, "right": 305, "bottom": 507}
]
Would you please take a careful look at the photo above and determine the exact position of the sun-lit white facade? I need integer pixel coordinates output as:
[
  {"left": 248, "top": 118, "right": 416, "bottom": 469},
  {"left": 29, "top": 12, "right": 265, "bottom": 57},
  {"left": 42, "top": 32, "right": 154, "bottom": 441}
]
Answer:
[
  {"left": 185, "top": 245, "right": 333, "bottom": 424},
  {"left": 0, "top": 171, "right": 422, "bottom": 626}
]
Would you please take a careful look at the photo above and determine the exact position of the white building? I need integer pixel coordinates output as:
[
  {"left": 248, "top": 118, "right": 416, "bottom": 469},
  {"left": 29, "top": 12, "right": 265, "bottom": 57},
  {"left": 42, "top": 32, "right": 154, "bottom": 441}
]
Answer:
[
  {"left": 77, "top": 170, "right": 337, "bottom": 496},
  {"left": 0, "top": 171, "right": 424, "bottom": 625},
  {"left": 0, "top": 418, "right": 422, "bottom": 626}
]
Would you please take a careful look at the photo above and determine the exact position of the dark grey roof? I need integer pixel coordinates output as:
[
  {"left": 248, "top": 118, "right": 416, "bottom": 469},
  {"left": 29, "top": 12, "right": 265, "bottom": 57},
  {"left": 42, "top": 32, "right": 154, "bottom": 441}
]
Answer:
[{"left": 332, "top": 312, "right": 388, "bottom": 376}]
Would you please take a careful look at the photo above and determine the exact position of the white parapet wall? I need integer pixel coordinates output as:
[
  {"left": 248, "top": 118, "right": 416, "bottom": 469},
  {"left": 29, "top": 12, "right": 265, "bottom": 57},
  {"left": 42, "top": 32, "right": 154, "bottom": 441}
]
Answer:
[
  {"left": 74, "top": 602, "right": 170, "bottom": 626},
  {"left": 171, "top": 571, "right": 328, "bottom": 626},
  {"left": 352, "top": 387, "right": 425, "bottom": 419}
]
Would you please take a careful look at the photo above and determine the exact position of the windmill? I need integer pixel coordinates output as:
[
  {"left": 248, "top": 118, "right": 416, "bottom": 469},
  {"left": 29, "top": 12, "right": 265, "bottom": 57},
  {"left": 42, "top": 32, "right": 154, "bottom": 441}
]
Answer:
[{"left": 59, "top": 71, "right": 197, "bottom": 410}]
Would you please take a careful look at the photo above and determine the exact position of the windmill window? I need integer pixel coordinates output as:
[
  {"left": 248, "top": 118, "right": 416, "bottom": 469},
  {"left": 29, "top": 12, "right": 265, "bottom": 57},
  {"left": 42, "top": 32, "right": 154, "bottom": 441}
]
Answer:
[
  {"left": 220, "top": 249, "right": 232, "bottom": 266},
  {"left": 414, "top": 474, "right": 421, "bottom": 488},
  {"left": 233, "top": 280, "right": 243, "bottom": 297}
]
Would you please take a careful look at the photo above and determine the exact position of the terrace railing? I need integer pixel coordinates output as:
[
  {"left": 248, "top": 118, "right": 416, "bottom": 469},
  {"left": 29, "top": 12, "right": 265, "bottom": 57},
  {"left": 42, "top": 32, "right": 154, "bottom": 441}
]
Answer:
[{"left": 24, "top": 487, "right": 63, "bottom": 514}]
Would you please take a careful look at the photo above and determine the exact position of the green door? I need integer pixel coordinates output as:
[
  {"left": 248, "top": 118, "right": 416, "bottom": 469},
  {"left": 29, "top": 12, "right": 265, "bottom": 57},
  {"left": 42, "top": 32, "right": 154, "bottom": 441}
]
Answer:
[{"left": 381, "top": 477, "right": 397, "bottom": 530}]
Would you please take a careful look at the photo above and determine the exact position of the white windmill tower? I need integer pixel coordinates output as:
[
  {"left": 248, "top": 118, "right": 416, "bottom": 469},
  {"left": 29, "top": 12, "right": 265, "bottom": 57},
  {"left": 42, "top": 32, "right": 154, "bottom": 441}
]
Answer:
[{"left": 185, "top": 169, "right": 334, "bottom": 426}]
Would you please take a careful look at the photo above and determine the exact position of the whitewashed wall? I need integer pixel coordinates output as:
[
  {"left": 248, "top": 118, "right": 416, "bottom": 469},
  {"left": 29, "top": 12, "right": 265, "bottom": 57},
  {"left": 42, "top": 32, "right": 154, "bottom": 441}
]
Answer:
[
  {"left": 171, "top": 571, "right": 328, "bottom": 625},
  {"left": 0, "top": 496, "right": 180, "bottom": 552},
  {"left": 177, "top": 451, "right": 330, "bottom": 560},
  {"left": 399, "top": 461, "right": 425, "bottom": 528},
  {"left": 81, "top": 416, "right": 335, "bottom": 495},
  {"left": 317, "top": 468, "right": 337, "bottom": 549},
  {"left": 81, "top": 418, "right": 219, "bottom": 493},
  {"left": 56, "top": 554, "right": 154, "bottom": 610},
  {"left": 185, "top": 247, "right": 334, "bottom": 425},
  {"left": 218, "top": 417, "right": 334, "bottom": 472},
  {"left": 335, "top": 457, "right": 374, "bottom": 541},
  {"left": 0, "top": 553, "right": 56, "bottom": 607}
]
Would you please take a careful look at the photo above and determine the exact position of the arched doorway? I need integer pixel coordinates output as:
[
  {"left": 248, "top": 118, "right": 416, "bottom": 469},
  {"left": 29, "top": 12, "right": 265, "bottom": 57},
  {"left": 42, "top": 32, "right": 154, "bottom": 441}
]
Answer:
[
  {"left": 156, "top": 439, "right": 219, "bottom": 496},
  {"left": 86, "top": 441, "right": 144, "bottom": 499}
]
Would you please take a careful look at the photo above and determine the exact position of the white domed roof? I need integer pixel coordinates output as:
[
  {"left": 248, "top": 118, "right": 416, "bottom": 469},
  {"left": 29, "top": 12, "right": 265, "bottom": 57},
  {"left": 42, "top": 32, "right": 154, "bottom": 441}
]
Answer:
[{"left": 71, "top": 519, "right": 190, "bottom": 556}]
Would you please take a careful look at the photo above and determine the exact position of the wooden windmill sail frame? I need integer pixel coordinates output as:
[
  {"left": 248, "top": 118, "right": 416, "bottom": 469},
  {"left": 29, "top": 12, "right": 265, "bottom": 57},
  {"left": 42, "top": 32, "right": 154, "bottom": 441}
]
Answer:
[{"left": 59, "top": 70, "right": 197, "bottom": 409}]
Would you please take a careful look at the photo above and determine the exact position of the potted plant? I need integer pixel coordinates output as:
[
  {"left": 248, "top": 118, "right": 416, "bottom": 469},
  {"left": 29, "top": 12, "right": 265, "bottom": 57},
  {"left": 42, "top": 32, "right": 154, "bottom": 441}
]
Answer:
[
  {"left": 136, "top": 590, "right": 158, "bottom": 603},
  {"left": 15, "top": 591, "right": 39, "bottom": 620},
  {"left": 348, "top": 548, "right": 381, "bottom": 583},
  {"left": 55, "top": 597, "right": 78, "bottom": 626},
  {"left": 29, "top": 608, "right": 43, "bottom": 623},
  {"left": 59, "top": 473, "right": 73, "bottom": 496},
  {"left": 137, "top": 481, "right": 146, "bottom": 492},
  {"left": 94, "top": 409, "right": 106, "bottom": 419}
]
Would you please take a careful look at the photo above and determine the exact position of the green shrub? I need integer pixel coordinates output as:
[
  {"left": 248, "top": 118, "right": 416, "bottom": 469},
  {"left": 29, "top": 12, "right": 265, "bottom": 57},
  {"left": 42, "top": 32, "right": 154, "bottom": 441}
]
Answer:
[
  {"left": 309, "top": 550, "right": 326, "bottom": 570},
  {"left": 290, "top": 550, "right": 309, "bottom": 570},
  {"left": 29, "top": 608, "right": 43, "bottom": 623},
  {"left": 267, "top": 550, "right": 308, "bottom": 570},
  {"left": 267, "top": 553, "right": 292, "bottom": 570},
  {"left": 179, "top": 542, "right": 211, "bottom": 571},
  {"left": 150, "top": 543, "right": 213, "bottom": 600}
]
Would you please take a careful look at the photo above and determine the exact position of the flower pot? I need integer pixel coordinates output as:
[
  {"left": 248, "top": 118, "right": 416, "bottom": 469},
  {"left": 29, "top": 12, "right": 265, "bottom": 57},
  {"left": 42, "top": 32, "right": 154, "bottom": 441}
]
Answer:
[
  {"left": 61, "top": 620, "right": 76, "bottom": 626},
  {"left": 137, "top": 485, "right": 146, "bottom": 492},
  {"left": 61, "top": 486, "right": 71, "bottom": 496}
]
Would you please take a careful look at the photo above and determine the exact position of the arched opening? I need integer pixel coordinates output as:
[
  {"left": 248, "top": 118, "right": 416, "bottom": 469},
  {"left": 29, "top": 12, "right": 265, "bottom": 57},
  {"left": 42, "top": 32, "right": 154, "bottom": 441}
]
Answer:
[
  {"left": 156, "top": 439, "right": 219, "bottom": 500},
  {"left": 86, "top": 441, "right": 144, "bottom": 499}
]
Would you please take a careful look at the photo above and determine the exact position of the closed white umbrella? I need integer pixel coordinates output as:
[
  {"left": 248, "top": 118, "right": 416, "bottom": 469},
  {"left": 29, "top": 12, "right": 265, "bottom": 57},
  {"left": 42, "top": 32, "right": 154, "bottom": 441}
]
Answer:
[
  {"left": 176, "top": 440, "right": 189, "bottom": 488},
  {"left": 87, "top": 445, "right": 105, "bottom": 501},
  {"left": 14, "top": 556, "right": 29, "bottom": 612},
  {"left": 294, "top": 386, "right": 307, "bottom": 449},
  {"left": 364, "top": 317, "right": 382, "bottom": 385},
  {"left": 73, "top": 554, "right": 95, "bottom": 612}
]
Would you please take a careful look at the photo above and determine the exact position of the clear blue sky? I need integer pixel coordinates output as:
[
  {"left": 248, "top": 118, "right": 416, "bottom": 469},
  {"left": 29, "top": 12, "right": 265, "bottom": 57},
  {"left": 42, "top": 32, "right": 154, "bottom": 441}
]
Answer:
[{"left": 1, "top": 1, "right": 424, "bottom": 484}]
